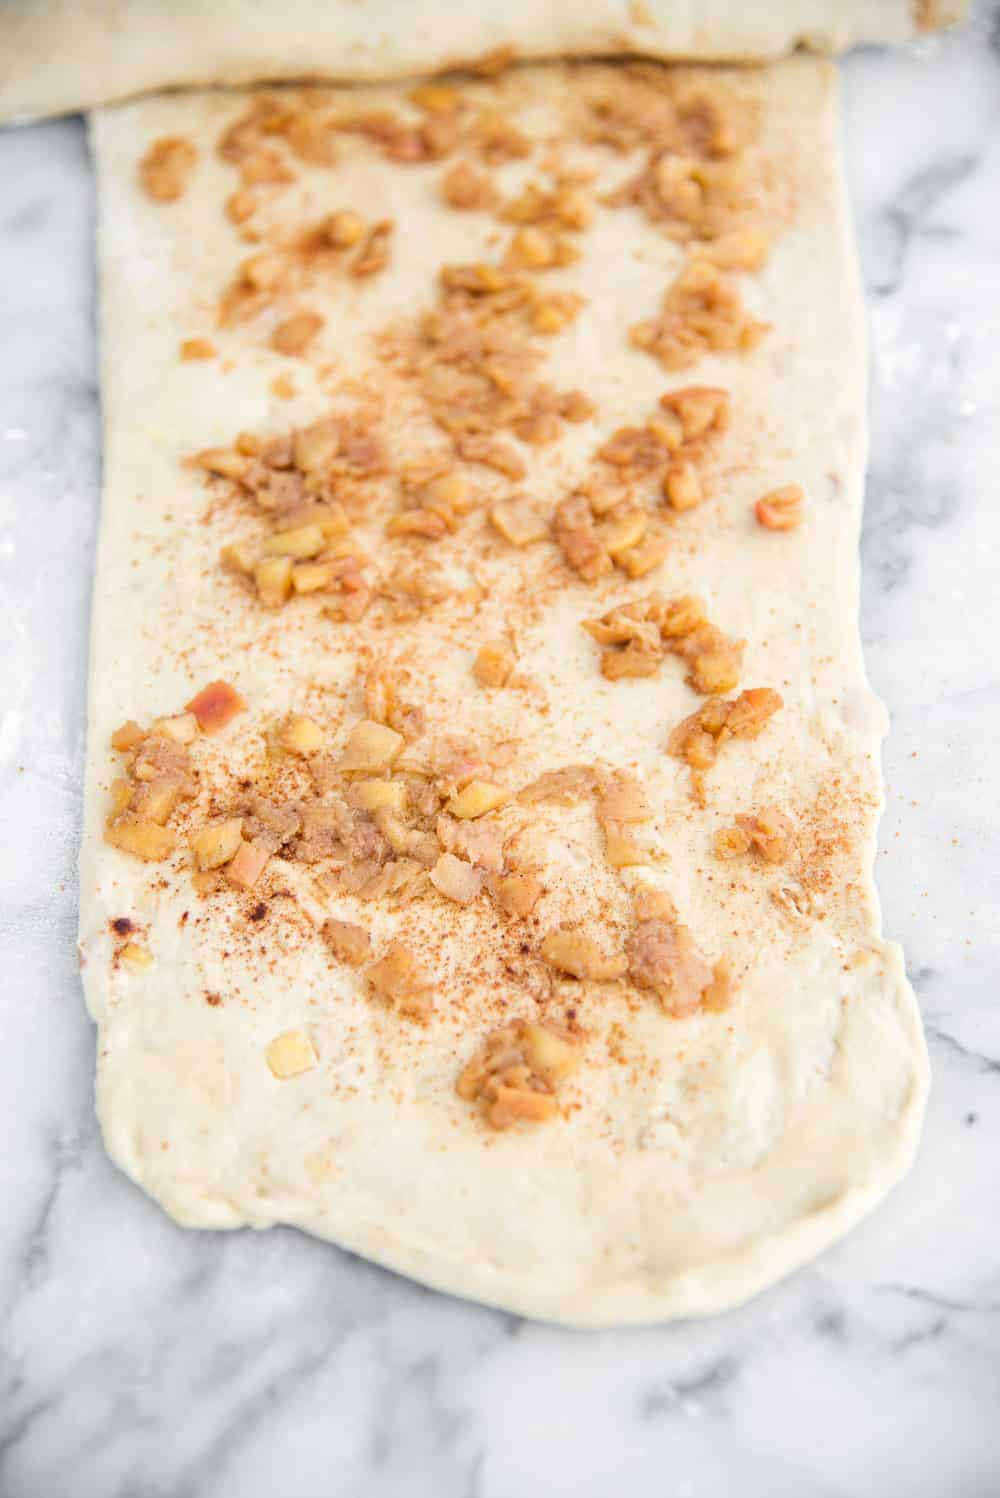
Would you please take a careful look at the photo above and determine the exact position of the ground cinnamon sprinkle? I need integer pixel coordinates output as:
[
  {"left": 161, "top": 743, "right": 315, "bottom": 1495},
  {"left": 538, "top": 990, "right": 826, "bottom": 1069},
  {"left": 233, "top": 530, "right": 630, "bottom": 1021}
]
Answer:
[{"left": 116, "top": 66, "right": 810, "bottom": 1117}]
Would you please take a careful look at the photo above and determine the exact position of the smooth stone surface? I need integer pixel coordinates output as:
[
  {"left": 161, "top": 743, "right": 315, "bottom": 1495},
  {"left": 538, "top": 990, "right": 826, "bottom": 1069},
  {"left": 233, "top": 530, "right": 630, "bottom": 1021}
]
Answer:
[{"left": 1, "top": 10, "right": 998, "bottom": 1495}]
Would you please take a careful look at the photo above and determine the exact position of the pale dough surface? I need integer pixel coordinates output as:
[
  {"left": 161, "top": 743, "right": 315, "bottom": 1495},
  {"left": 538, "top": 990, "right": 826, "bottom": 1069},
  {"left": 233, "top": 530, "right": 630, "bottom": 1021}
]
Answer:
[
  {"left": 81, "top": 59, "right": 928, "bottom": 1326},
  {"left": 1, "top": 0, "right": 966, "bottom": 122}
]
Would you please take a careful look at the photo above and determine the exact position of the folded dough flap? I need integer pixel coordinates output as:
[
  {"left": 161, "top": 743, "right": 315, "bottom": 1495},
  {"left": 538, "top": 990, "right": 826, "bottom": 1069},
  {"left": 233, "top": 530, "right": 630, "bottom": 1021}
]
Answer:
[{"left": 0, "top": 0, "right": 968, "bottom": 123}]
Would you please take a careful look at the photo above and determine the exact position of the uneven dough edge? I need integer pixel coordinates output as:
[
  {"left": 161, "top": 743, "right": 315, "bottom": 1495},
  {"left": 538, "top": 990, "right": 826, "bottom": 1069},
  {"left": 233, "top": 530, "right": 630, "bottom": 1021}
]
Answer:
[
  {"left": 80, "top": 61, "right": 930, "bottom": 1327},
  {"left": 95, "top": 943, "right": 926, "bottom": 1329}
]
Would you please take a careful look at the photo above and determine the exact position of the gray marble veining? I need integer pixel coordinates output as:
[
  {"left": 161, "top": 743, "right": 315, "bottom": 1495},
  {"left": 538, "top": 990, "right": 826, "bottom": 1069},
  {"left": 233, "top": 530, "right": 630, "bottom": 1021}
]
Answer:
[{"left": 1, "top": 10, "right": 998, "bottom": 1497}]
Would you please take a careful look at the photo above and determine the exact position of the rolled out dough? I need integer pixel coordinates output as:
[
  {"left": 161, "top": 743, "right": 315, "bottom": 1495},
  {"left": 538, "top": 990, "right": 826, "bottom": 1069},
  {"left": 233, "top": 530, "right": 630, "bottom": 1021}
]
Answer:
[{"left": 80, "top": 58, "right": 928, "bottom": 1325}]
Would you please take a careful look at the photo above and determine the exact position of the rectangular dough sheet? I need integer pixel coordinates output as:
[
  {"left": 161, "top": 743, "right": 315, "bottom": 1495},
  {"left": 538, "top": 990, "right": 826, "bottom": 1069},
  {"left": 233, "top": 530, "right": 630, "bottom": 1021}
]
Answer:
[{"left": 80, "top": 59, "right": 927, "bottom": 1326}]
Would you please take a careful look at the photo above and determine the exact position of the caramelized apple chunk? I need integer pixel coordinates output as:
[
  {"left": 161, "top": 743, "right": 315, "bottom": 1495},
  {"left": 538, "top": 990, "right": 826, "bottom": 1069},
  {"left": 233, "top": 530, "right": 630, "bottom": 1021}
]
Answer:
[
  {"left": 668, "top": 687, "right": 783, "bottom": 777},
  {"left": 105, "top": 817, "right": 178, "bottom": 862},
  {"left": 630, "top": 261, "right": 768, "bottom": 371},
  {"left": 457, "top": 1019, "right": 580, "bottom": 1129},
  {"left": 366, "top": 942, "right": 433, "bottom": 1020},
  {"left": 185, "top": 680, "right": 247, "bottom": 733},
  {"left": 492, "top": 871, "right": 544, "bottom": 918},
  {"left": 584, "top": 593, "right": 742, "bottom": 694},
  {"left": 489, "top": 498, "right": 548, "bottom": 548},
  {"left": 139, "top": 136, "right": 197, "bottom": 201},
  {"left": 626, "top": 892, "right": 734, "bottom": 1018},
  {"left": 446, "top": 780, "right": 507, "bottom": 819},
  {"left": 338, "top": 720, "right": 405, "bottom": 775},
  {"left": 191, "top": 818, "right": 244, "bottom": 872},
  {"left": 430, "top": 852, "right": 486, "bottom": 904},
  {"left": 755, "top": 484, "right": 805, "bottom": 531},
  {"left": 279, "top": 715, "right": 324, "bottom": 757},
  {"left": 321, "top": 918, "right": 371, "bottom": 966},
  {"left": 736, "top": 806, "right": 794, "bottom": 863},
  {"left": 225, "top": 839, "right": 271, "bottom": 890},
  {"left": 540, "top": 930, "right": 627, "bottom": 982}
]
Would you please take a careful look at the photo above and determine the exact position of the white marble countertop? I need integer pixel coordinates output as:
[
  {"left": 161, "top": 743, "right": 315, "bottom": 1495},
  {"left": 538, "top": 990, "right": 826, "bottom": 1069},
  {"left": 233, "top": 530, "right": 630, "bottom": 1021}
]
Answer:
[{"left": 1, "top": 10, "right": 998, "bottom": 1496}]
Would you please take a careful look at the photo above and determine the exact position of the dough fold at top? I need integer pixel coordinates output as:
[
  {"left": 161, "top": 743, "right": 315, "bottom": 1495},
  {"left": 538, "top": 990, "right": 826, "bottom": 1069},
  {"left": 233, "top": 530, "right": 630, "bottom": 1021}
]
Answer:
[{"left": 0, "top": 0, "right": 967, "bottom": 124}]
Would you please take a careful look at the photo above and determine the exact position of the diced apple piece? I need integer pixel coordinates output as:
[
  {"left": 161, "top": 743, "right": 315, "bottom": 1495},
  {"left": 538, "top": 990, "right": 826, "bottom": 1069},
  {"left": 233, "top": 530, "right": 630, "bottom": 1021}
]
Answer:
[
  {"left": 194, "top": 447, "right": 249, "bottom": 481},
  {"left": 316, "top": 506, "right": 350, "bottom": 539},
  {"left": 291, "top": 560, "right": 336, "bottom": 594},
  {"left": 270, "top": 312, "right": 324, "bottom": 357},
  {"left": 321, "top": 211, "right": 365, "bottom": 248},
  {"left": 321, "top": 918, "right": 371, "bottom": 966},
  {"left": 132, "top": 776, "right": 183, "bottom": 825},
  {"left": 430, "top": 852, "right": 485, "bottom": 904},
  {"left": 224, "top": 839, "right": 270, "bottom": 890},
  {"left": 410, "top": 81, "right": 460, "bottom": 112},
  {"left": 603, "top": 823, "right": 649, "bottom": 868},
  {"left": 191, "top": 817, "right": 244, "bottom": 871},
  {"left": 540, "top": 930, "right": 627, "bottom": 981},
  {"left": 473, "top": 641, "right": 515, "bottom": 688},
  {"left": 366, "top": 942, "right": 433, "bottom": 1021},
  {"left": 663, "top": 460, "right": 703, "bottom": 512},
  {"left": 618, "top": 534, "right": 669, "bottom": 578},
  {"left": 105, "top": 817, "right": 178, "bottom": 861},
  {"left": 493, "top": 871, "right": 543, "bottom": 919},
  {"left": 489, "top": 1086, "right": 558, "bottom": 1125},
  {"left": 180, "top": 337, "right": 216, "bottom": 361},
  {"left": 659, "top": 385, "right": 730, "bottom": 442},
  {"left": 714, "top": 825, "right": 752, "bottom": 860},
  {"left": 280, "top": 715, "right": 324, "bottom": 757},
  {"left": 386, "top": 509, "right": 448, "bottom": 540},
  {"left": 702, "top": 228, "right": 770, "bottom": 270},
  {"left": 518, "top": 765, "right": 597, "bottom": 805},
  {"left": 489, "top": 499, "right": 548, "bottom": 547},
  {"left": 140, "top": 135, "right": 197, "bottom": 202},
  {"left": 659, "top": 594, "right": 707, "bottom": 638},
  {"left": 425, "top": 472, "right": 471, "bottom": 511},
  {"left": 633, "top": 886, "right": 677, "bottom": 922},
  {"left": 349, "top": 778, "right": 407, "bottom": 816},
  {"left": 456, "top": 1019, "right": 576, "bottom": 1130},
  {"left": 185, "top": 679, "right": 247, "bottom": 733},
  {"left": 265, "top": 1029, "right": 318, "bottom": 1078},
  {"left": 254, "top": 555, "right": 293, "bottom": 606},
  {"left": 263, "top": 523, "right": 326, "bottom": 559},
  {"left": 600, "top": 772, "right": 652, "bottom": 823},
  {"left": 292, "top": 419, "right": 341, "bottom": 472},
  {"left": 702, "top": 957, "right": 735, "bottom": 1013},
  {"left": 150, "top": 712, "right": 199, "bottom": 744},
  {"left": 755, "top": 485, "right": 804, "bottom": 531},
  {"left": 220, "top": 540, "right": 258, "bottom": 574},
  {"left": 120, "top": 943, "right": 154, "bottom": 969},
  {"left": 735, "top": 807, "right": 794, "bottom": 863},
  {"left": 601, "top": 645, "right": 660, "bottom": 680},
  {"left": 337, "top": 720, "right": 404, "bottom": 775},
  {"left": 111, "top": 720, "right": 146, "bottom": 752},
  {"left": 107, "top": 778, "right": 134, "bottom": 819},
  {"left": 645, "top": 410, "right": 684, "bottom": 452},
  {"left": 601, "top": 509, "right": 647, "bottom": 559},
  {"left": 446, "top": 780, "right": 507, "bottom": 819},
  {"left": 240, "top": 251, "right": 285, "bottom": 290},
  {"left": 521, "top": 1022, "right": 579, "bottom": 1085}
]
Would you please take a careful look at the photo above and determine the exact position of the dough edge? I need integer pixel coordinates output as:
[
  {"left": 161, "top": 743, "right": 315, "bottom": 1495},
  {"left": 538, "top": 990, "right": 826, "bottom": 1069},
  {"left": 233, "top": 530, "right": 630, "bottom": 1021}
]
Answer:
[{"left": 92, "top": 946, "right": 927, "bottom": 1326}]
